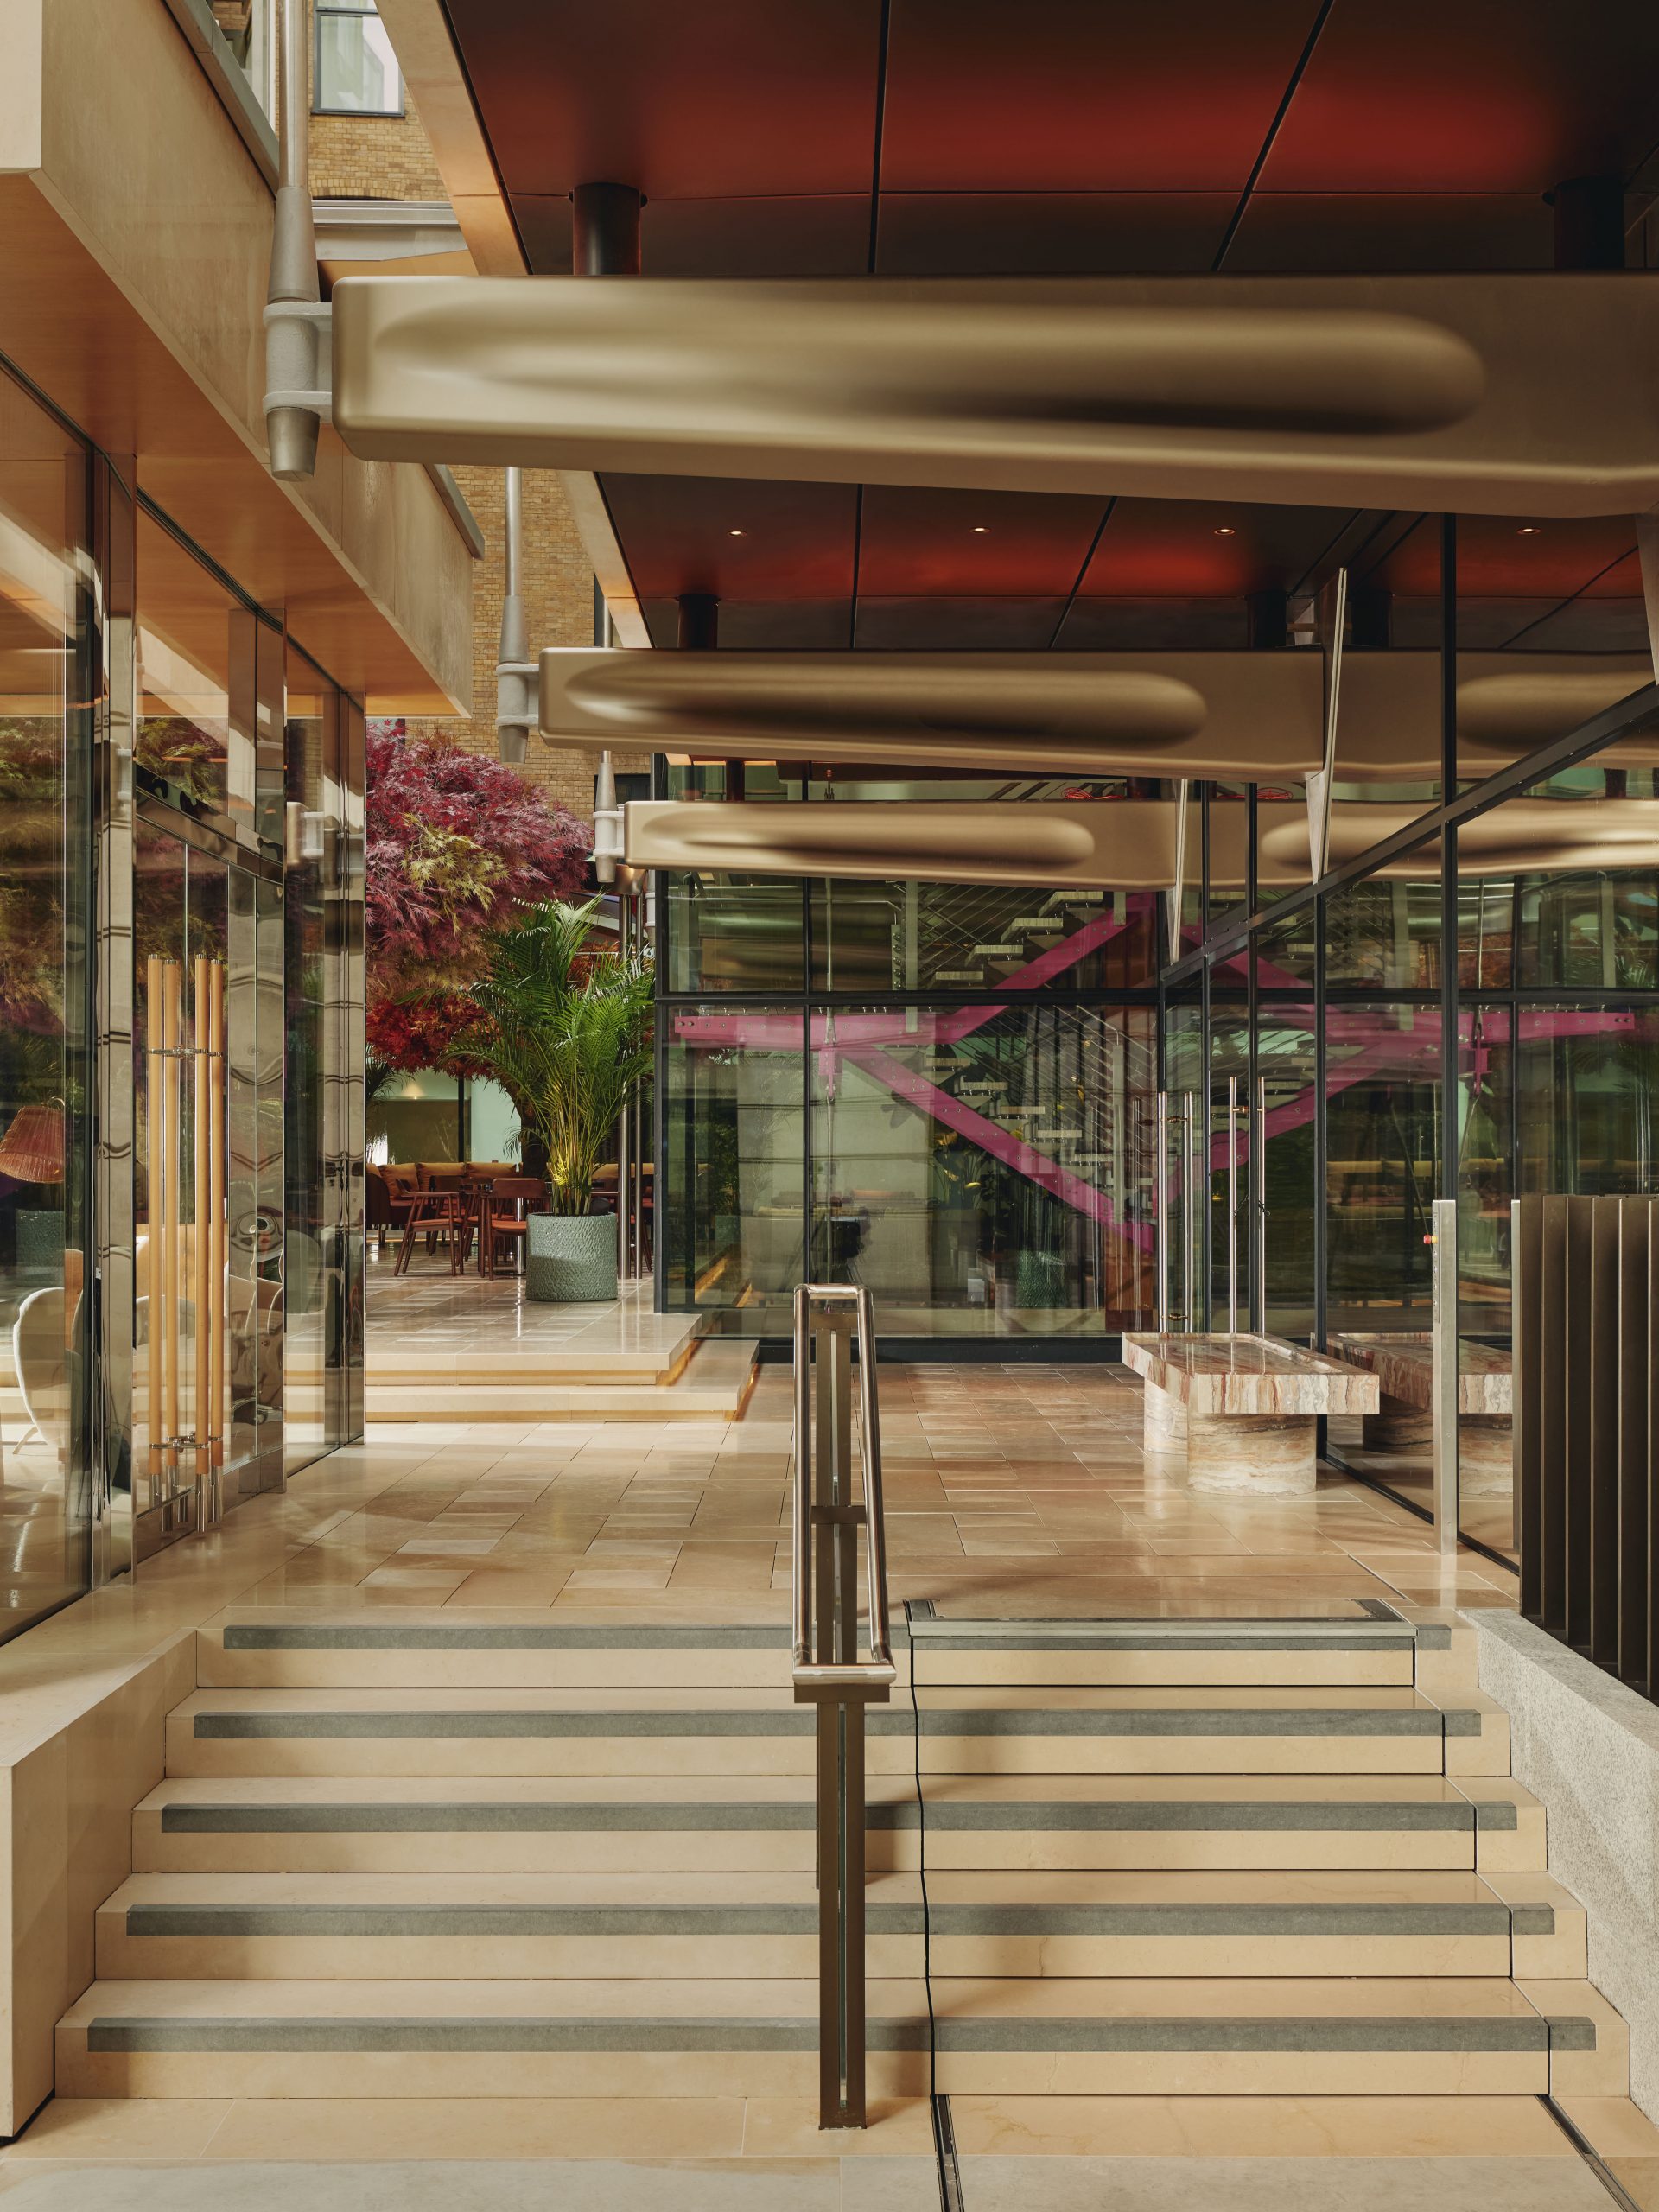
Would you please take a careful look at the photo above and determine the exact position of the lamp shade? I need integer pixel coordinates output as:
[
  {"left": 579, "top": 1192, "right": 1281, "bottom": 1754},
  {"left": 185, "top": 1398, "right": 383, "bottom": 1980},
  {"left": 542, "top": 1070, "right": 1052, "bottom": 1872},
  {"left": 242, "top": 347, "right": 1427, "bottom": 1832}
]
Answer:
[{"left": 0, "top": 1100, "right": 66, "bottom": 1184}]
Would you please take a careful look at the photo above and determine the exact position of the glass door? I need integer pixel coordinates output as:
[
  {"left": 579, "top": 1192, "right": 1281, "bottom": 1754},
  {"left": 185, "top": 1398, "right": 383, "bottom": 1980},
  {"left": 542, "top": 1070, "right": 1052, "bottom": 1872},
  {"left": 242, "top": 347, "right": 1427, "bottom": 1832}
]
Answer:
[
  {"left": 1160, "top": 994, "right": 1204, "bottom": 1329},
  {"left": 1209, "top": 1012, "right": 1251, "bottom": 1333},
  {"left": 135, "top": 820, "right": 283, "bottom": 1556}
]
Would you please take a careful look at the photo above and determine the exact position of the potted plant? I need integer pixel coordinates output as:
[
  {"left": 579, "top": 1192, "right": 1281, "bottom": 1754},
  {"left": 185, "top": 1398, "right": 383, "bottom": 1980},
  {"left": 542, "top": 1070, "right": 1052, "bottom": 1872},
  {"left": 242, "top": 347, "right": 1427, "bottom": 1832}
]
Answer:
[{"left": 454, "top": 897, "right": 653, "bottom": 1301}]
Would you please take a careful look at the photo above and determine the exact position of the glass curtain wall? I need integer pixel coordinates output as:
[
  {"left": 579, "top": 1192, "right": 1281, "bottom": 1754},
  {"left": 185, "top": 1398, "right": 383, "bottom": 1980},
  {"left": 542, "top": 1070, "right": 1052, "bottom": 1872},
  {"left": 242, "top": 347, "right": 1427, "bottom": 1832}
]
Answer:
[
  {"left": 1167, "top": 512, "right": 1659, "bottom": 1567},
  {"left": 0, "top": 365, "right": 94, "bottom": 1636},
  {"left": 658, "top": 767, "right": 1161, "bottom": 1345},
  {"left": 284, "top": 649, "right": 365, "bottom": 1470},
  {"left": 0, "top": 349, "right": 368, "bottom": 1639}
]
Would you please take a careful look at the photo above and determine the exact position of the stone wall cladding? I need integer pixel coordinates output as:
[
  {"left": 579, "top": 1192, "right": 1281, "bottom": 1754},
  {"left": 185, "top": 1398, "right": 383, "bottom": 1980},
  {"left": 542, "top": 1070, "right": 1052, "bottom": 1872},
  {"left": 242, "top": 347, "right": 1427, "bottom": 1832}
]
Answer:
[
  {"left": 1472, "top": 1606, "right": 1659, "bottom": 2120},
  {"left": 311, "top": 79, "right": 632, "bottom": 822}
]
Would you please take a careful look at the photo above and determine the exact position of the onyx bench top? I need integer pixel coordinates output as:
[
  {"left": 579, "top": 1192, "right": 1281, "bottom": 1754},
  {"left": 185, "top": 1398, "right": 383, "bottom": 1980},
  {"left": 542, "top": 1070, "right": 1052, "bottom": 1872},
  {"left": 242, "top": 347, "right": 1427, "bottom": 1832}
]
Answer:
[
  {"left": 1122, "top": 1332, "right": 1380, "bottom": 1418},
  {"left": 1329, "top": 1332, "right": 1512, "bottom": 1416}
]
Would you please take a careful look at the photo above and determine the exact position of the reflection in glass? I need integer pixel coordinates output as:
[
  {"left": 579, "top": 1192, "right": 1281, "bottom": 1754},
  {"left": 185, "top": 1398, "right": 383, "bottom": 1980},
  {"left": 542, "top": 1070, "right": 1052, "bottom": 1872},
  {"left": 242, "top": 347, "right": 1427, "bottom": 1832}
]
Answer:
[
  {"left": 137, "top": 511, "right": 243, "bottom": 831},
  {"left": 1208, "top": 1008, "right": 1250, "bottom": 1332},
  {"left": 810, "top": 880, "right": 1157, "bottom": 993},
  {"left": 0, "top": 371, "right": 91, "bottom": 1638},
  {"left": 812, "top": 1005, "right": 1155, "bottom": 1337},
  {"left": 1326, "top": 877, "right": 1442, "bottom": 990},
  {"left": 666, "top": 875, "right": 804, "bottom": 995},
  {"left": 1258, "top": 1004, "right": 1317, "bottom": 1342},
  {"left": 663, "top": 1010, "right": 804, "bottom": 1338},
  {"left": 1162, "top": 992, "right": 1203, "bottom": 1330},
  {"left": 1325, "top": 1003, "right": 1441, "bottom": 1339},
  {"left": 1454, "top": 1008, "right": 1515, "bottom": 1557}
]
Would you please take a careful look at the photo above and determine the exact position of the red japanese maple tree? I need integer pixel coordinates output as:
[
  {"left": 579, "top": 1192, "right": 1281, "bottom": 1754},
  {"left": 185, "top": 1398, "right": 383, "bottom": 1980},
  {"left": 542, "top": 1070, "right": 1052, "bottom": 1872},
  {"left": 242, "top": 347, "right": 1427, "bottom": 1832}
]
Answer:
[{"left": 365, "top": 723, "right": 591, "bottom": 1084}]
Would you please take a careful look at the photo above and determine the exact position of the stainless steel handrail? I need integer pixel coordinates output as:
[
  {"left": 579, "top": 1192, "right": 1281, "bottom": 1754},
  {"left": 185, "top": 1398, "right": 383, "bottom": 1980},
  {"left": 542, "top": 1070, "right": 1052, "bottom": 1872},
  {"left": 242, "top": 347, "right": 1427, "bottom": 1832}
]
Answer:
[
  {"left": 791, "top": 1282, "right": 895, "bottom": 1691},
  {"left": 790, "top": 1281, "right": 894, "bottom": 2132}
]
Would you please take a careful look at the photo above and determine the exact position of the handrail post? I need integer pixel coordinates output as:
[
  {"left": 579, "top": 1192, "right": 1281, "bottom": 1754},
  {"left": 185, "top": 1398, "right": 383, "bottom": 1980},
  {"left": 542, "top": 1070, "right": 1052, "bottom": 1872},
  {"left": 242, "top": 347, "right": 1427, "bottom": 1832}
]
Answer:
[{"left": 791, "top": 1283, "right": 893, "bottom": 2131}]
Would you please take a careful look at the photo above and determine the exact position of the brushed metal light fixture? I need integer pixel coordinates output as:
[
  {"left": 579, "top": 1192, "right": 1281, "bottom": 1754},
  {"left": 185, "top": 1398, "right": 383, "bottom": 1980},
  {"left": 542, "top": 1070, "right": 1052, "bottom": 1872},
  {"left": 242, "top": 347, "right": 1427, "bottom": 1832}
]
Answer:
[
  {"left": 537, "top": 645, "right": 1653, "bottom": 783},
  {"left": 329, "top": 271, "right": 1659, "bottom": 517}
]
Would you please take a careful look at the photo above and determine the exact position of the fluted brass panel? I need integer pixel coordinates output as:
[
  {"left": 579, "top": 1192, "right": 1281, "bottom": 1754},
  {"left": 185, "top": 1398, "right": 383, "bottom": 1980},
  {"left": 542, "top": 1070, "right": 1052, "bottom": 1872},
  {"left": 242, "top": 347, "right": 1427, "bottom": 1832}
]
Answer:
[
  {"left": 1516, "top": 1194, "right": 1659, "bottom": 1701},
  {"left": 334, "top": 273, "right": 1659, "bottom": 517},
  {"left": 544, "top": 646, "right": 1650, "bottom": 783}
]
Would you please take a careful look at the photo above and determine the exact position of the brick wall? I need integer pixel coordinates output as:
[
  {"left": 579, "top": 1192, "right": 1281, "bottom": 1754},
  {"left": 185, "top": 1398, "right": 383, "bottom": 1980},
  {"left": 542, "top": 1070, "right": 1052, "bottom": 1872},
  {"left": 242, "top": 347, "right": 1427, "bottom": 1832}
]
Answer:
[
  {"left": 395, "top": 466, "right": 649, "bottom": 817},
  {"left": 308, "top": 34, "right": 635, "bottom": 823},
  {"left": 310, "top": 101, "right": 446, "bottom": 202}
]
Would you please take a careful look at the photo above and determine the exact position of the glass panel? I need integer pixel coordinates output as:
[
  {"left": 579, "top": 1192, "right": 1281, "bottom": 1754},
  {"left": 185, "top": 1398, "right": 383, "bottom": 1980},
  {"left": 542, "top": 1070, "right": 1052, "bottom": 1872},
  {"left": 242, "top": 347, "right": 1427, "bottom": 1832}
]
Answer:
[
  {"left": 810, "top": 880, "right": 1157, "bottom": 993},
  {"left": 1323, "top": 1001, "right": 1444, "bottom": 1513},
  {"left": 283, "top": 651, "right": 332, "bottom": 1473},
  {"left": 1338, "top": 511, "right": 1443, "bottom": 808},
  {"left": 1258, "top": 1000, "right": 1317, "bottom": 1341},
  {"left": 1455, "top": 516, "right": 1646, "bottom": 788},
  {"left": 662, "top": 1008, "right": 804, "bottom": 1339},
  {"left": 0, "top": 376, "right": 92, "bottom": 1637},
  {"left": 1206, "top": 787, "right": 1249, "bottom": 932},
  {"left": 1208, "top": 1008, "right": 1250, "bottom": 1332},
  {"left": 134, "top": 827, "right": 281, "bottom": 1547},
  {"left": 1516, "top": 1005, "right": 1659, "bottom": 1196},
  {"left": 1517, "top": 863, "right": 1659, "bottom": 988},
  {"left": 1162, "top": 993, "right": 1204, "bottom": 1330},
  {"left": 1326, "top": 875, "right": 1442, "bottom": 990},
  {"left": 811, "top": 1005, "right": 1156, "bottom": 1338},
  {"left": 1256, "top": 898, "right": 1317, "bottom": 988},
  {"left": 315, "top": 5, "right": 401, "bottom": 112},
  {"left": 1459, "top": 875, "right": 1515, "bottom": 989},
  {"left": 209, "top": 0, "right": 274, "bottom": 115},
  {"left": 665, "top": 875, "right": 804, "bottom": 995},
  {"left": 137, "top": 512, "right": 251, "bottom": 836},
  {"left": 1457, "top": 1006, "right": 1515, "bottom": 1560},
  {"left": 1174, "top": 784, "right": 1202, "bottom": 957}
]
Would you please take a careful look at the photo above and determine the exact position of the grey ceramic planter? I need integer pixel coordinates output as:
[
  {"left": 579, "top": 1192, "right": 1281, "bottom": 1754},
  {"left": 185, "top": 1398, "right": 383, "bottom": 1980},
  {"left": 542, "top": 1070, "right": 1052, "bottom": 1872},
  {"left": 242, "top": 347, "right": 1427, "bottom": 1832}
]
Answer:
[{"left": 526, "top": 1210, "right": 618, "bottom": 1303}]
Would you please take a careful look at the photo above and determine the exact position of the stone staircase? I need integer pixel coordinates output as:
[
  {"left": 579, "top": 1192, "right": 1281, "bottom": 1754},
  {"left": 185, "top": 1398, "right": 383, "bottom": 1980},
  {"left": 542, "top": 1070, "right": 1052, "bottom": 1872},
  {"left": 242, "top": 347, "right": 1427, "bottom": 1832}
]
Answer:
[{"left": 57, "top": 1611, "right": 1628, "bottom": 2113}]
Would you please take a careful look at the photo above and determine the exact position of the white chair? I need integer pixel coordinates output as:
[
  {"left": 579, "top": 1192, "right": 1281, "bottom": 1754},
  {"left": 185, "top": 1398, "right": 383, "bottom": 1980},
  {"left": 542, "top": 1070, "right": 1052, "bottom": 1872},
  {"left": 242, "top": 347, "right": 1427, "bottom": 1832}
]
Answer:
[{"left": 13, "top": 1287, "right": 69, "bottom": 1452}]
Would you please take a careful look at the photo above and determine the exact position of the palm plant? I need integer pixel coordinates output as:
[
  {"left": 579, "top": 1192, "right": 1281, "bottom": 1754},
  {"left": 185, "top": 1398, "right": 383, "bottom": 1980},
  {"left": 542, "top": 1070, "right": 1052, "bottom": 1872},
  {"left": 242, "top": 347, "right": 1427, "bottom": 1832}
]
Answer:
[{"left": 454, "top": 898, "right": 653, "bottom": 1216}]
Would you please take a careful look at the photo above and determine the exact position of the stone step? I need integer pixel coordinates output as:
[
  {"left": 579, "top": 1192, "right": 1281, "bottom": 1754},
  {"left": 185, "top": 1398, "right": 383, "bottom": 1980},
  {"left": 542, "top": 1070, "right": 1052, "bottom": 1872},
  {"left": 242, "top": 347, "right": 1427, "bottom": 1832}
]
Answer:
[
  {"left": 162, "top": 1686, "right": 1510, "bottom": 1780},
  {"left": 133, "top": 1773, "right": 1543, "bottom": 1876},
  {"left": 194, "top": 1610, "right": 1464, "bottom": 1692},
  {"left": 92, "top": 1866, "right": 1585, "bottom": 1983},
  {"left": 356, "top": 1338, "right": 759, "bottom": 1423},
  {"left": 56, "top": 1975, "right": 1620, "bottom": 2101}
]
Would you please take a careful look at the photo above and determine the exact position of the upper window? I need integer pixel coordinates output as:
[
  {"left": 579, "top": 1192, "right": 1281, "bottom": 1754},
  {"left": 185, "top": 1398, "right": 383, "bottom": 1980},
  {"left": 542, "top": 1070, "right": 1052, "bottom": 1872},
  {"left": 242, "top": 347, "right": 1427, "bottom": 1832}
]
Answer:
[{"left": 314, "top": 0, "right": 403, "bottom": 116}]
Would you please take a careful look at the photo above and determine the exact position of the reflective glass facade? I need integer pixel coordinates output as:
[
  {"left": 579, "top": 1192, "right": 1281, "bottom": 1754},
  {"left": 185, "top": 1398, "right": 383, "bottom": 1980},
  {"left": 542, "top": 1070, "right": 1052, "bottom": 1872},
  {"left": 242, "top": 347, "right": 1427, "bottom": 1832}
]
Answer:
[
  {"left": 658, "top": 768, "right": 1162, "bottom": 1347},
  {"left": 1164, "top": 514, "right": 1659, "bottom": 1566},
  {"left": 0, "top": 352, "right": 365, "bottom": 1639}
]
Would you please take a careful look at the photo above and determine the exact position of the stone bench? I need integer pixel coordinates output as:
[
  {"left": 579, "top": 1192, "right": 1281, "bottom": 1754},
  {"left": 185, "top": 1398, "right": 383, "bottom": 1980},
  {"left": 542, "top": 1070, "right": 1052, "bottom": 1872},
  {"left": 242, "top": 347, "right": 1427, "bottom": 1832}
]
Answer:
[
  {"left": 1121, "top": 1332, "right": 1379, "bottom": 1497},
  {"left": 1329, "top": 1332, "right": 1512, "bottom": 1496}
]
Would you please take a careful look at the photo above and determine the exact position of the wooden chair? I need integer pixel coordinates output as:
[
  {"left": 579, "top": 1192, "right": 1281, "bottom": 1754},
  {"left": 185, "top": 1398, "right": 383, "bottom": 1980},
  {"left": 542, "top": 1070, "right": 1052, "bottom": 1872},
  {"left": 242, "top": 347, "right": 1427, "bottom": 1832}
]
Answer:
[
  {"left": 391, "top": 1185, "right": 467, "bottom": 1276},
  {"left": 480, "top": 1176, "right": 543, "bottom": 1278}
]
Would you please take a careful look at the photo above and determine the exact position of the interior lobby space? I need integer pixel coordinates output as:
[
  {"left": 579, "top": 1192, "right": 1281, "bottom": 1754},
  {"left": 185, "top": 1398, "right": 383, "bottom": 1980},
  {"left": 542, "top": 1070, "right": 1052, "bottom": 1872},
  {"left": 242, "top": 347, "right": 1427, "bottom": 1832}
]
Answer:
[{"left": 15, "top": 0, "right": 1659, "bottom": 2207}]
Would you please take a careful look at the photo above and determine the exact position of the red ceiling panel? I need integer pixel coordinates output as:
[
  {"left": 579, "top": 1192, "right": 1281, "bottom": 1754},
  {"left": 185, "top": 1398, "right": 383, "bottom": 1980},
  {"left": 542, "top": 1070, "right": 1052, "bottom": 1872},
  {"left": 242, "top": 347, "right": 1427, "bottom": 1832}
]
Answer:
[
  {"left": 877, "top": 0, "right": 1325, "bottom": 191},
  {"left": 876, "top": 194, "right": 1235, "bottom": 275},
  {"left": 598, "top": 476, "right": 859, "bottom": 603},
  {"left": 1259, "top": 0, "right": 1659, "bottom": 192},
  {"left": 1226, "top": 192, "right": 1552, "bottom": 271},
  {"left": 1373, "top": 517, "right": 1637, "bottom": 598},
  {"left": 855, "top": 486, "right": 1106, "bottom": 595},
  {"left": 446, "top": 1, "right": 883, "bottom": 205},
  {"left": 1076, "top": 501, "right": 1352, "bottom": 598}
]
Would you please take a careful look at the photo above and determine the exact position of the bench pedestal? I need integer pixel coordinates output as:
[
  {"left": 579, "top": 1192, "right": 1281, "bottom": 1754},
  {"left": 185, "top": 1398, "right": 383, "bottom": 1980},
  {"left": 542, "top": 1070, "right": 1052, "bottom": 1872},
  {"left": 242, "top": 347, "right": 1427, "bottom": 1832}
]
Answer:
[
  {"left": 1188, "top": 1411, "right": 1318, "bottom": 1497},
  {"left": 1459, "top": 1416, "right": 1513, "bottom": 1497},
  {"left": 1142, "top": 1382, "right": 1188, "bottom": 1456},
  {"left": 1363, "top": 1395, "right": 1433, "bottom": 1452}
]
